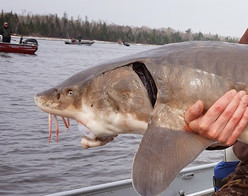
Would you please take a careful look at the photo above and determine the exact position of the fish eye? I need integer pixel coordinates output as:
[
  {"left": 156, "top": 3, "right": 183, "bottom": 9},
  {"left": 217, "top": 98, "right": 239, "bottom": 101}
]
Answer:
[{"left": 66, "top": 90, "right": 73, "bottom": 96}]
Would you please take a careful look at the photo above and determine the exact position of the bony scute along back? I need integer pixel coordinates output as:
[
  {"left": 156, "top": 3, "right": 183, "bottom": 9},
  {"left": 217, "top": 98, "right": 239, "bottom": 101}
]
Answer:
[{"left": 35, "top": 41, "right": 248, "bottom": 196}]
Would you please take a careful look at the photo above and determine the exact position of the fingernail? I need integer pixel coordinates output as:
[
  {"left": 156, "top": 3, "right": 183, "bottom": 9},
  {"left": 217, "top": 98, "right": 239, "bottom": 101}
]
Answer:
[
  {"left": 230, "top": 89, "right": 237, "bottom": 96},
  {"left": 238, "top": 90, "right": 246, "bottom": 98},
  {"left": 193, "top": 101, "right": 201, "bottom": 112},
  {"left": 241, "top": 95, "right": 248, "bottom": 105}
]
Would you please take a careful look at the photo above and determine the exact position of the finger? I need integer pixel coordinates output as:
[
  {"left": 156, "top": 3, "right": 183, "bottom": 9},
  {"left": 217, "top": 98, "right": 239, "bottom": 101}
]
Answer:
[
  {"left": 184, "top": 100, "right": 204, "bottom": 124},
  {"left": 226, "top": 107, "right": 248, "bottom": 146},
  {"left": 217, "top": 93, "right": 248, "bottom": 143},
  {"left": 210, "top": 91, "right": 246, "bottom": 139},
  {"left": 202, "top": 90, "right": 238, "bottom": 125}
]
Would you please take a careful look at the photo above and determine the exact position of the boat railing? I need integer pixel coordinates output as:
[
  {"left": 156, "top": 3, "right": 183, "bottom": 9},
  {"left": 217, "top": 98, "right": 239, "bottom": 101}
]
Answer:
[{"left": 46, "top": 162, "right": 217, "bottom": 196}]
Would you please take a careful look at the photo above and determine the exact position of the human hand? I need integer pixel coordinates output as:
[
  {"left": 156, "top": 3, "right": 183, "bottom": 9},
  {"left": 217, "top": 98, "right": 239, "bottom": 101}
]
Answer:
[{"left": 184, "top": 90, "right": 248, "bottom": 146}]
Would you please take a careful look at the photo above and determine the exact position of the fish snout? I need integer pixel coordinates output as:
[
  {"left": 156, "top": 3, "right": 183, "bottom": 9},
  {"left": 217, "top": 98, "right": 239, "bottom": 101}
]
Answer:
[
  {"left": 36, "top": 87, "right": 56, "bottom": 97},
  {"left": 54, "top": 88, "right": 61, "bottom": 100},
  {"left": 35, "top": 88, "right": 62, "bottom": 111},
  {"left": 35, "top": 88, "right": 64, "bottom": 103}
]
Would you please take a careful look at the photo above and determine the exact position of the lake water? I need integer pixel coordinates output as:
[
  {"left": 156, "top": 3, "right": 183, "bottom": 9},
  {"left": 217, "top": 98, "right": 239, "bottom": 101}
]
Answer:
[{"left": 0, "top": 39, "right": 223, "bottom": 196}]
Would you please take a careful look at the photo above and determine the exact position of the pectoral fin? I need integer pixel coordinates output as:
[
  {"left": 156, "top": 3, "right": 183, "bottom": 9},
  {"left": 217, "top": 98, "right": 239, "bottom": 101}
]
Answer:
[{"left": 132, "top": 122, "right": 213, "bottom": 196}]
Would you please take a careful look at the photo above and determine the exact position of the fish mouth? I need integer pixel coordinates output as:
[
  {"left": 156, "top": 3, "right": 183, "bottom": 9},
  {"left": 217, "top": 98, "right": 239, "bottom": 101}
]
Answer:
[
  {"left": 35, "top": 95, "right": 118, "bottom": 148},
  {"left": 78, "top": 122, "right": 118, "bottom": 149}
]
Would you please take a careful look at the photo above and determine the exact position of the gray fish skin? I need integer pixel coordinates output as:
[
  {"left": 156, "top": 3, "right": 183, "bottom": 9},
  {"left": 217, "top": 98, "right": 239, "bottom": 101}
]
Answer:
[{"left": 35, "top": 41, "right": 248, "bottom": 196}]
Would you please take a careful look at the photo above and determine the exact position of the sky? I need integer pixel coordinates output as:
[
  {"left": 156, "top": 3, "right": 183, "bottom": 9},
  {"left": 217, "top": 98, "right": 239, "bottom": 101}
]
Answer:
[{"left": 1, "top": 0, "right": 248, "bottom": 38}]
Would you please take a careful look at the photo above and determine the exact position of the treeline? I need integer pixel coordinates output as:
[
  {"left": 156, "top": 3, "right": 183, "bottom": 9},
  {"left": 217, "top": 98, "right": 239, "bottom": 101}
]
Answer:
[{"left": 0, "top": 10, "right": 238, "bottom": 45}]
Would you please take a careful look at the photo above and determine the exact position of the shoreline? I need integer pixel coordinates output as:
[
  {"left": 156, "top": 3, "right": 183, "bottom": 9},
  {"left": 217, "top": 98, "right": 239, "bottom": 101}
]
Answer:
[{"left": 10, "top": 35, "right": 161, "bottom": 46}]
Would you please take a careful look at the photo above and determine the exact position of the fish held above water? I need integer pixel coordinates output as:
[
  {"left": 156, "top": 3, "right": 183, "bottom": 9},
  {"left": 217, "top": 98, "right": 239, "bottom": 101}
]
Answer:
[{"left": 35, "top": 41, "right": 248, "bottom": 196}]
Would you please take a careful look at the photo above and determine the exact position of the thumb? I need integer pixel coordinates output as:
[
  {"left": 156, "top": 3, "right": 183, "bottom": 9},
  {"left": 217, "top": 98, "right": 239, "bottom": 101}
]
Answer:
[{"left": 184, "top": 100, "right": 204, "bottom": 124}]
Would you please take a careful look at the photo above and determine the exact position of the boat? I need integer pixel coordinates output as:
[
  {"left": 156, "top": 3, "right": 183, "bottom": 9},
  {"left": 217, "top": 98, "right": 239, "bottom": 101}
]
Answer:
[
  {"left": 123, "top": 41, "right": 130, "bottom": 47},
  {"left": 46, "top": 162, "right": 217, "bottom": 196},
  {"left": 64, "top": 39, "right": 94, "bottom": 46},
  {"left": 118, "top": 39, "right": 130, "bottom": 46},
  {"left": 0, "top": 38, "right": 38, "bottom": 54}
]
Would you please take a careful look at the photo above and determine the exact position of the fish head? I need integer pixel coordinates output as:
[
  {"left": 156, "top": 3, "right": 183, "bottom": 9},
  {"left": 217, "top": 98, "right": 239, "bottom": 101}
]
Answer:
[{"left": 35, "top": 63, "right": 153, "bottom": 148}]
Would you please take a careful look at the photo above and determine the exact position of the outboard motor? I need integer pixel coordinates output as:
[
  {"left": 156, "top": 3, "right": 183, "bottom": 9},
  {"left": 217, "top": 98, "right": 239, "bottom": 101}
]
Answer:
[{"left": 23, "top": 38, "right": 38, "bottom": 46}]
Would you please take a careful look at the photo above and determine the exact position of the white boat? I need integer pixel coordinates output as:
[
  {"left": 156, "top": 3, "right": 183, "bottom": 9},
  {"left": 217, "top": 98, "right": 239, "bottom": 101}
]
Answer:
[{"left": 46, "top": 162, "right": 217, "bottom": 196}]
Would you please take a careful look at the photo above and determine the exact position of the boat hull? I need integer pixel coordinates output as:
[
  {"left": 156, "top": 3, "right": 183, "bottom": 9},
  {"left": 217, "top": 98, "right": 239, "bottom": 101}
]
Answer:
[
  {"left": 0, "top": 42, "right": 38, "bottom": 54},
  {"left": 64, "top": 40, "right": 94, "bottom": 46}
]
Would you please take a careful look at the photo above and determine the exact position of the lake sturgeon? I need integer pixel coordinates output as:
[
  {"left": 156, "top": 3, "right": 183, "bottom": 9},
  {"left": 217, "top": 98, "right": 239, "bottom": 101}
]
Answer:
[{"left": 35, "top": 41, "right": 248, "bottom": 196}]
